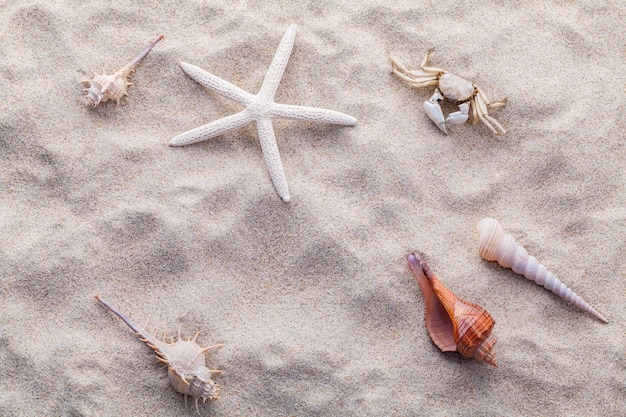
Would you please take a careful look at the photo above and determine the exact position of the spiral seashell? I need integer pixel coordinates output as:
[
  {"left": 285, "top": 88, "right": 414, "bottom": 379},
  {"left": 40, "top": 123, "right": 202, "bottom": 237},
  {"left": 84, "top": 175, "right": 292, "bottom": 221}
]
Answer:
[
  {"left": 83, "top": 35, "right": 163, "bottom": 107},
  {"left": 95, "top": 295, "right": 223, "bottom": 413},
  {"left": 477, "top": 218, "right": 608, "bottom": 323},
  {"left": 407, "top": 253, "right": 498, "bottom": 367}
]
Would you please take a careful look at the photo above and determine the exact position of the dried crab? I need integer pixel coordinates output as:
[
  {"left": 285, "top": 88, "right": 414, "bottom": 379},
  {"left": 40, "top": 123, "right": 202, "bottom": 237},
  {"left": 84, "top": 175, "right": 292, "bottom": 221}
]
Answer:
[{"left": 390, "top": 50, "right": 507, "bottom": 135}]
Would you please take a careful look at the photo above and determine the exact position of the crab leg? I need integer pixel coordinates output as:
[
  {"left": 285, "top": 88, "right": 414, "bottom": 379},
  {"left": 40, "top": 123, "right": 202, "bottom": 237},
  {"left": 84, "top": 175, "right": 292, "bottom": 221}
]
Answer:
[
  {"left": 473, "top": 95, "right": 506, "bottom": 135},
  {"left": 420, "top": 50, "right": 447, "bottom": 74},
  {"left": 389, "top": 55, "right": 441, "bottom": 87},
  {"left": 476, "top": 90, "right": 506, "bottom": 134},
  {"left": 473, "top": 96, "right": 498, "bottom": 134},
  {"left": 476, "top": 86, "right": 507, "bottom": 109}
]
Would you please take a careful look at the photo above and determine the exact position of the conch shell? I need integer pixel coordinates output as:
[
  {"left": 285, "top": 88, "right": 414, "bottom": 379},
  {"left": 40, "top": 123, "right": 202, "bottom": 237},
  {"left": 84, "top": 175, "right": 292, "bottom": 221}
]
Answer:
[
  {"left": 407, "top": 253, "right": 498, "bottom": 367},
  {"left": 83, "top": 35, "right": 164, "bottom": 107},
  {"left": 477, "top": 217, "right": 608, "bottom": 323},
  {"left": 95, "top": 295, "right": 223, "bottom": 413}
]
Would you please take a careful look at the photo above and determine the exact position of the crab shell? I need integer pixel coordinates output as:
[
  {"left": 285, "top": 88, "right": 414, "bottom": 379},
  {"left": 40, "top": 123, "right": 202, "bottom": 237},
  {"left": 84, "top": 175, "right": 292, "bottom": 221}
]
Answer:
[
  {"left": 407, "top": 253, "right": 498, "bottom": 367},
  {"left": 438, "top": 73, "right": 475, "bottom": 102}
]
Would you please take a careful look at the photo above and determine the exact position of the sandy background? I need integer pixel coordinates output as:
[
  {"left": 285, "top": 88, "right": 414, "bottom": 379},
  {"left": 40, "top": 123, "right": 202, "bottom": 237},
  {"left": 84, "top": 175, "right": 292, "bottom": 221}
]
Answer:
[{"left": 1, "top": 1, "right": 624, "bottom": 416}]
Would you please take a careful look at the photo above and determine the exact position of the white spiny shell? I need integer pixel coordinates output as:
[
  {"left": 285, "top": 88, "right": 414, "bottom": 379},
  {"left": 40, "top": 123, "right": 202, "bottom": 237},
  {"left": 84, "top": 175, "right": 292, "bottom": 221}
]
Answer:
[
  {"left": 95, "top": 295, "right": 223, "bottom": 413},
  {"left": 84, "top": 35, "right": 163, "bottom": 107},
  {"left": 477, "top": 218, "right": 608, "bottom": 323}
]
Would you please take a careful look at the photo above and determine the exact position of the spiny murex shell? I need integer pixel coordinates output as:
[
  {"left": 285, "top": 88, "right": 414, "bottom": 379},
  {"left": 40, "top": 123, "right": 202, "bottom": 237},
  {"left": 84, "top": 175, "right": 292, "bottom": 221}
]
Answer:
[
  {"left": 83, "top": 35, "right": 163, "bottom": 107},
  {"left": 477, "top": 217, "right": 608, "bottom": 323},
  {"left": 95, "top": 295, "right": 223, "bottom": 413},
  {"left": 407, "top": 253, "right": 498, "bottom": 367}
]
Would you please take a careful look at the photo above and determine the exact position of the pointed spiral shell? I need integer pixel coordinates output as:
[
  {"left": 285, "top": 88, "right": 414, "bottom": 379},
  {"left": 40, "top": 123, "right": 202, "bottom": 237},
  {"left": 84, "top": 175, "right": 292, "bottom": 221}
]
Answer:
[
  {"left": 95, "top": 295, "right": 223, "bottom": 413},
  {"left": 84, "top": 35, "right": 163, "bottom": 107},
  {"left": 477, "top": 218, "right": 608, "bottom": 323},
  {"left": 407, "top": 253, "right": 498, "bottom": 367}
]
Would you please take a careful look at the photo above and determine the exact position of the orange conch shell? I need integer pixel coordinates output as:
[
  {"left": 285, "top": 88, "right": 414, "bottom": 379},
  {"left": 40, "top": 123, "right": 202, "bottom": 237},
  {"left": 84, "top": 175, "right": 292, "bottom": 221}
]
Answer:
[{"left": 407, "top": 253, "right": 498, "bottom": 367}]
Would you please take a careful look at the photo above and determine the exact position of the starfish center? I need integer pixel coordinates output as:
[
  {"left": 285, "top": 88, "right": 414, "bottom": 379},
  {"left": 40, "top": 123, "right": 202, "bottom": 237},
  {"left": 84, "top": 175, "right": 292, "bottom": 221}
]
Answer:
[{"left": 247, "top": 97, "right": 270, "bottom": 118}]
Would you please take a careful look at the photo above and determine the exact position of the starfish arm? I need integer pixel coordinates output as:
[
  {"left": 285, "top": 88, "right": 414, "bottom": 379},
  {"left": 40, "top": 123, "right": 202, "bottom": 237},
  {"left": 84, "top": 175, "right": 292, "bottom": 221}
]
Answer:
[
  {"left": 271, "top": 103, "right": 357, "bottom": 125},
  {"left": 170, "top": 110, "right": 252, "bottom": 146},
  {"left": 256, "top": 116, "right": 290, "bottom": 202},
  {"left": 180, "top": 62, "right": 254, "bottom": 106},
  {"left": 257, "top": 24, "right": 297, "bottom": 102}
]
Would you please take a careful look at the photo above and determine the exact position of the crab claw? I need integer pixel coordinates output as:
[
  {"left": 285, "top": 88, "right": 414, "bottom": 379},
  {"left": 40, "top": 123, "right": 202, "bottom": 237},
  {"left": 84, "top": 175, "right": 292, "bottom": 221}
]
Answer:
[
  {"left": 423, "top": 90, "right": 447, "bottom": 134},
  {"left": 446, "top": 102, "right": 470, "bottom": 127}
]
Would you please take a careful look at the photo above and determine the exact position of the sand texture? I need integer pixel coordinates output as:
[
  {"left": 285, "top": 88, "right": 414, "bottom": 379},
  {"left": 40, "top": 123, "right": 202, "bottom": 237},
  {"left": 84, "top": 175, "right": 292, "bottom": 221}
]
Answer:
[{"left": 1, "top": 1, "right": 625, "bottom": 416}]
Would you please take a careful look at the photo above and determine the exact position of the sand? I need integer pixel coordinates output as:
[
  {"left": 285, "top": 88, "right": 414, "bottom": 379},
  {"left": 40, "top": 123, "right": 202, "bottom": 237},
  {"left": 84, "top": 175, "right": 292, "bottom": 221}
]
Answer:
[{"left": 0, "top": 1, "right": 624, "bottom": 416}]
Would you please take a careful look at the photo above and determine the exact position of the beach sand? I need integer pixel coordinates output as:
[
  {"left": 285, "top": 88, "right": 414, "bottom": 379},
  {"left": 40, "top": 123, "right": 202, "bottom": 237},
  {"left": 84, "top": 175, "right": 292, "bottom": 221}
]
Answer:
[{"left": 0, "top": 1, "right": 624, "bottom": 415}]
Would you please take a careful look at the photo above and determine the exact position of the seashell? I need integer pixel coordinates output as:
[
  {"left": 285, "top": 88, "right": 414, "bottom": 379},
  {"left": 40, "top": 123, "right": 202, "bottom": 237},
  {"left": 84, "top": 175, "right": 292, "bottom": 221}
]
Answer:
[
  {"left": 83, "top": 35, "right": 164, "bottom": 107},
  {"left": 407, "top": 253, "right": 498, "bottom": 367},
  {"left": 95, "top": 295, "right": 223, "bottom": 413},
  {"left": 477, "top": 217, "right": 608, "bottom": 323}
]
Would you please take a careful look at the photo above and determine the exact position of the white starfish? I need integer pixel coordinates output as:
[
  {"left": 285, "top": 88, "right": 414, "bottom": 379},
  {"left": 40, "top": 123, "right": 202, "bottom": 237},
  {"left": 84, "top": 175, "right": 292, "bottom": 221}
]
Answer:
[{"left": 170, "top": 24, "right": 357, "bottom": 203}]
